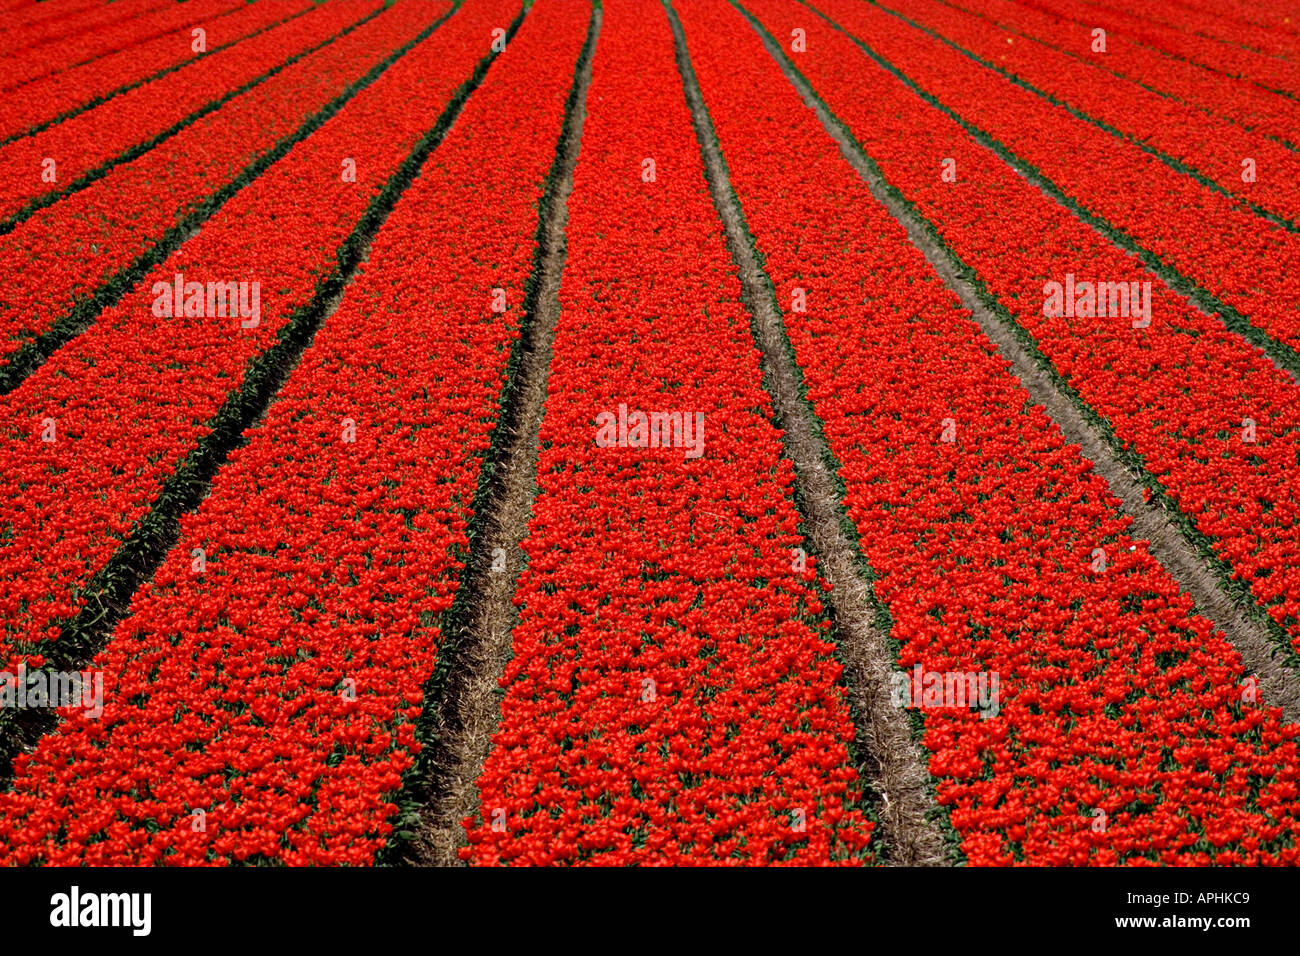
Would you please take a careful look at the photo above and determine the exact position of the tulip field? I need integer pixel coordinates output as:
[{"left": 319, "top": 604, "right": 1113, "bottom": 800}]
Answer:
[{"left": 0, "top": 0, "right": 1298, "bottom": 869}]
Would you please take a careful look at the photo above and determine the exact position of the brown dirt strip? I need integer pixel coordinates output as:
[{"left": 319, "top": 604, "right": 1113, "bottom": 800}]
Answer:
[
  {"left": 668, "top": 1, "right": 952, "bottom": 866},
  {"left": 735, "top": 2, "right": 1300, "bottom": 727},
  {"left": 400, "top": 7, "right": 601, "bottom": 869}
]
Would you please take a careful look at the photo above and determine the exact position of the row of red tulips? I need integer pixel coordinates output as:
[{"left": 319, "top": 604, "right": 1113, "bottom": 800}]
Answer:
[
  {"left": 743, "top": 0, "right": 1300, "bottom": 651},
  {"left": 1139, "top": 0, "right": 1300, "bottom": 58},
  {"left": 880, "top": 0, "right": 1300, "bottom": 226},
  {"left": 0, "top": 0, "right": 312, "bottom": 143},
  {"left": 1, "top": 0, "right": 241, "bottom": 94},
  {"left": 0, "top": 0, "right": 381, "bottom": 224},
  {"left": 0, "top": 0, "right": 581, "bottom": 866},
  {"left": 960, "top": 0, "right": 1300, "bottom": 145},
  {"left": 0, "top": 0, "right": 437, "bottom": 366},
  {"left": 0, "top": 0, "right": 108, "bottom": 40},
  {"left": 463, "top": 0, "right": 874, "bottom": 866},
  {"left": 0, "top": 0, "right": 33, "bottom": 19},
  {"left": 0, "top": 0, "right": 172, "bottom": 62},
  {"left": 812, "top": 0, "right": 1300, "bottom": 358},
  {"left": 1185, "top": 0, "right": 1300, "bottom": 51},
  {"left": 1023, "top": 0, "right": 1300, "bottom": 98},
  {"left": 0, "top": 0, "right": 513, "bottom": 665},
  {"left": 683, "top": 0, "right": 1300, "bottom": 864}
]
